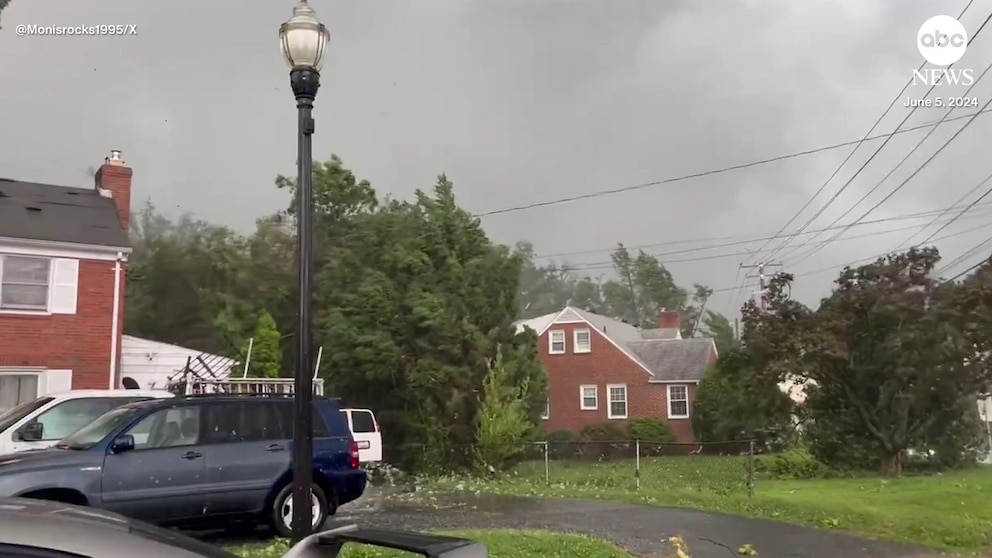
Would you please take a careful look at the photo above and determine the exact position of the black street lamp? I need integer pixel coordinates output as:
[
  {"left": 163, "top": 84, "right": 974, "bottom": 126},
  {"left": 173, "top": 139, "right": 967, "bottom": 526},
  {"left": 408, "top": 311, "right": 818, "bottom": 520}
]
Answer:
[{"left": 279, "top": 0, "right": 330, "bottom": 544}]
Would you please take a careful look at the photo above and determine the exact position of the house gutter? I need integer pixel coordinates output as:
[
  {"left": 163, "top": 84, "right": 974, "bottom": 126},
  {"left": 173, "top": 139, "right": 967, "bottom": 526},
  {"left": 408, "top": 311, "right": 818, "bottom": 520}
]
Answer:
[{"left": 108, "top": 252, "right": 125, "bottom": 389}]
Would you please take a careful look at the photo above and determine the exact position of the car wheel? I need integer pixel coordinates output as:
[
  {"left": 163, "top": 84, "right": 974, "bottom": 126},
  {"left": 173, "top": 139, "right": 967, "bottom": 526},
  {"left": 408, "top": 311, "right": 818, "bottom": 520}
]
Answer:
[{"left": 271, "top": 483, "right": 330, "bottom": 538}]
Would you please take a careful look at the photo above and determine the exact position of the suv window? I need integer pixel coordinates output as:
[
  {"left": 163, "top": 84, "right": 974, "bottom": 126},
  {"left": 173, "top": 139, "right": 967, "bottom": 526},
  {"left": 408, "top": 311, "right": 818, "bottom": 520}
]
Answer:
[
  {"left": 271, "top": 402, "right": 331, "bottom": 438},
  {"left": 349, "top": 410, "right": 376, "bottom": 433},
  {"left": 35, "top": 397, "right": 150, "bottom": 441},
  {"left": 203, "top": 402, "right": 286, "bottom": 444},
  {"left": 127, "top": 406, "right": 200, "bottom": 450}
]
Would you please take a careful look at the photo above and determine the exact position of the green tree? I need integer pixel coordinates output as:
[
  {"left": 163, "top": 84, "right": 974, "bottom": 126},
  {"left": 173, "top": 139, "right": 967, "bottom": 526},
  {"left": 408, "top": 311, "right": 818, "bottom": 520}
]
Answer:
[
  {"left": 474, "top": 346, "right": 538, "bottom": 472},
  {"left": 598, "top": 245, "right": 692, "bottom": 329},
  {"left": 692, "top": 347, "right": 794, "bottom": 448},
  {"left": 700, "top": 310, "right": 738, "bottom": 354},
  {"left": 308, "top": 169, "right": 545, "bottom": 472},
  {"left": 744, "top": 248, "right": 991, "bottom": 475},
  {"left": 242, "top": 311, "right": 282, "bottom": 378}
]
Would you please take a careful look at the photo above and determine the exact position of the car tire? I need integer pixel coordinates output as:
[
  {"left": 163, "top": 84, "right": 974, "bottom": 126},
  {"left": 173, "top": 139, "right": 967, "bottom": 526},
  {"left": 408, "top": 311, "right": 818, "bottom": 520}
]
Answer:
[{"left": 271, "top": 482, "right": 331, "bottom": 538}]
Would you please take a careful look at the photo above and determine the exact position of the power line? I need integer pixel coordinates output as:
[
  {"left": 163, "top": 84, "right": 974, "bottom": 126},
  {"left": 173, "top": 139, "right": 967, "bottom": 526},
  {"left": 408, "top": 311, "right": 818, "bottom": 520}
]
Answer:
[
  {"left": 782, "top": 57, "right": 992, "bottom": 263},
  {"left": 898, "top": 168, "right": 992, "bottom": 249},
  {"left": 473, "top": 108, "right": 992, "bottom": 218},
  {"left": 796, "top": 220, "right": 992, "bottom": 278},
  {"left": 789, "top": 88, "right": 992, "bottom": 267},
  {"left": 947, "top": 253, "right": 992, "bottom": 281},
  {"left": 566, "top": 211, "right": 992, "bottom": 271},
  {"left": 533, "top": 201, "right": 992, "bottom": 261},
  {"left": 938, "top": 234, "right": 992, "bottom": 276},
  {"left": 913, "top": 169, "right": 992, "bottom": 246},
  {"left": 765, "top": 7, "right": 992, "bottom": 262},
  {"left": 714, "top": 220, "right": 992, "bottom": 300}
]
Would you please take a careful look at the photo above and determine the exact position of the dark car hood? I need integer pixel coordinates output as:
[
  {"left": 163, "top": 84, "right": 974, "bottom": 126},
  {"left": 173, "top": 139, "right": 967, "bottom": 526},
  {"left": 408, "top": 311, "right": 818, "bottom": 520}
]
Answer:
[{"left": 0, "top": 448, "right": 97, "bottom": 471}]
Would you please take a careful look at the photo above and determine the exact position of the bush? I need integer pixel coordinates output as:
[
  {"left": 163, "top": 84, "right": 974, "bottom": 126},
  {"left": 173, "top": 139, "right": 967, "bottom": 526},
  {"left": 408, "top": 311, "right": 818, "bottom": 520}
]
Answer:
[
  {"left": 753, "top": 450, "right": 835, "bottom": 480},
  {"left": 580, "top": 421, "right": 626, "bottom": 442},
  {"left": 627, "top": 417, "right": 676, "bottom": 456},
  {"left": 546, "top": 430, "right": 582, "bottom": 459},
  {"left": 627, "top": 417, "right": 676, "bottom": 442},
  {"left": 579, "top": 422, "right": 630, "bottom": 460}
]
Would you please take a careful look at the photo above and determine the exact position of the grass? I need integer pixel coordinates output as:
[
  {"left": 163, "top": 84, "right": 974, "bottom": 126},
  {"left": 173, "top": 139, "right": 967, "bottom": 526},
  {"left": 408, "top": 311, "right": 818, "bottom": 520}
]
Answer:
[
  {"left": 228, "top": 529, "right": 639, "bottom": 557},
  {"left": 428, "top": 456, "right": 992, "bottom": 555}
]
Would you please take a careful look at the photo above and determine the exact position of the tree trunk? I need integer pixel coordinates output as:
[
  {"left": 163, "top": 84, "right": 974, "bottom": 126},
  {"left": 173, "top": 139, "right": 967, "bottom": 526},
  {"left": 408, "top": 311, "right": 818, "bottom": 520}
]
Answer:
[{"left": 879, "top": 451, "right": 903, "bottom": 476}]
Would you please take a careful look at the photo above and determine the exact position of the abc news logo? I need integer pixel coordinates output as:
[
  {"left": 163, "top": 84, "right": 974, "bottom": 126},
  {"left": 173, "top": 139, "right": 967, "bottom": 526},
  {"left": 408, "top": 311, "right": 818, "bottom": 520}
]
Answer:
[
  {"left": 919, "top": 28, "right": 965, "bottom": 49},
  {"left": 914, "top": 15, "right": 972, "bottom": 86}
]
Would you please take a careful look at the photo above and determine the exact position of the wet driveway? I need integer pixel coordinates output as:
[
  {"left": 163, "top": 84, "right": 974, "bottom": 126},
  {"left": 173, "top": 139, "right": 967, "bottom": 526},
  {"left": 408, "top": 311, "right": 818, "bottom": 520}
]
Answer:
[{"left": 314, "top": 489, "right": 946, "bottom": 558}]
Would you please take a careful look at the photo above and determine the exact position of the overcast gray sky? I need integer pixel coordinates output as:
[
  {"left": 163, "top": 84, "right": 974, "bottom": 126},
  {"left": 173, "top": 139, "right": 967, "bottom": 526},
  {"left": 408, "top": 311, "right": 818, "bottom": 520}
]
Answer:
[{"left": 2, "top": 0, "right": 991, "bottom": 318}]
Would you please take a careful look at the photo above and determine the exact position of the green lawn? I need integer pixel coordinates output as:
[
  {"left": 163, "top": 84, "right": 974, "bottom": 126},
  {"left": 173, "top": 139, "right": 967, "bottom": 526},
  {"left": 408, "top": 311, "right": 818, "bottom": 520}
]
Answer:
[
  {"left": 228, "top": 529, "right": 639, "bottom": 557},
  {"left": 429, "top": 457, "right": 992, "bottom": 554}
]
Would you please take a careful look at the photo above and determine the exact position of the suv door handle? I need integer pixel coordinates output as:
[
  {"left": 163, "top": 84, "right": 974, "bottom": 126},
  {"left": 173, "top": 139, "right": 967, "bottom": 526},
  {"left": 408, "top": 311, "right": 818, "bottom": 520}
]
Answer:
[
  {"left": 266, "top": 444, "right": 285, "bottom": 452},
  {"left": 181, "top": 451, "right": 203, "bottom": 460}
]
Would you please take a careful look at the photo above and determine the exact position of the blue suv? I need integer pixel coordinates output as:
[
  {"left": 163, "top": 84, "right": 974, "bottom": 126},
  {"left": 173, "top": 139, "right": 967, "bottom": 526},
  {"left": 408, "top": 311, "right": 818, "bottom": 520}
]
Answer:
[{"left": 0, "top": 395, "right": 367, "bottom": 537}]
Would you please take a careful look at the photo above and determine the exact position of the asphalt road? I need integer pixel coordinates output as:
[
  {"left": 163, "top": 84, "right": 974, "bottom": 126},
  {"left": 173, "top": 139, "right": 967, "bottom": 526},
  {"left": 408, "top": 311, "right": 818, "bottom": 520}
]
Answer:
[{"left": 214, "top": 488, "right": 950, "bottom": 558}]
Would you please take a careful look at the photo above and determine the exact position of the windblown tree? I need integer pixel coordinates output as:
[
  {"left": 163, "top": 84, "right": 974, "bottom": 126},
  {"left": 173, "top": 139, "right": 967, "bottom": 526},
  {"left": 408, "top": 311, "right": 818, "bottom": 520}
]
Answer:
[
  {"left": 277, "top": 163, "right": 548, "bottom": 472},
  {"left": 692, "top": 347, "right": 794, "bottom": 448},
  {"left": 744, "top": 248, "right": 991, "bottom": 475}
]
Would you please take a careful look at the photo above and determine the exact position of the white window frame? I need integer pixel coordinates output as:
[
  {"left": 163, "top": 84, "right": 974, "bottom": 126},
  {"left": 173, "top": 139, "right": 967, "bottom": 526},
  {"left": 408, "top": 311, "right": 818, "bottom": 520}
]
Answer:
[
  {"left": 573, "top": 329, "right": 591, "bottom": 354},
  {"left": 540, "top": 398, "right": 550, "bottom": 420},
  {"left": 607, "top": 384, "right": 628, "bottom": 419},
  {"left": 579, "top": 385, "right": 598, "bottom": 410},
  {"left": 668, "top": 384, "right": 689, "bottom": 419},
  {"left": 0, "top": 369, "right": 43, "bottom": 414},
  {"left": 548, "top": 330, "right": 566, "bottom": 354},
  {"left": 0, "top": 255, "right": 52, "bottom": 313}
]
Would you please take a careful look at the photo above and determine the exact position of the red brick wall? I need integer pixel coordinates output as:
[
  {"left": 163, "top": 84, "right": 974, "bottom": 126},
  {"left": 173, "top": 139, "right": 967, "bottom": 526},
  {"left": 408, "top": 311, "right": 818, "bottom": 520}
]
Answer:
[
  {"left": 95, "top": 164, "right": 132, "bottom": 231},
  {"left": 0, "top": 259, "right": 118, "bottom": 389},
  {"left": 538, "top": 321, "right": 700, "bottom": 442}
]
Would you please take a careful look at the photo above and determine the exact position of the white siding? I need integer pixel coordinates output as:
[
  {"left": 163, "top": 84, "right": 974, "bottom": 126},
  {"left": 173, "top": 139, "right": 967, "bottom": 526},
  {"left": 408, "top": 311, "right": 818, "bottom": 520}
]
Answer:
[{"left": 121, "top": 336, "right": 234, "bottom": 390}]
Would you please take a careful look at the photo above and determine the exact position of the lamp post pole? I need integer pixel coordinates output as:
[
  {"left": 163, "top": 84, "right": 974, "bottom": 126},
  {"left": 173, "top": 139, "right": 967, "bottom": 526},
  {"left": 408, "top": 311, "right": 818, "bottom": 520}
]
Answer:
[{"left": 279, "top": 0, "right": 330, "bottom": 544}]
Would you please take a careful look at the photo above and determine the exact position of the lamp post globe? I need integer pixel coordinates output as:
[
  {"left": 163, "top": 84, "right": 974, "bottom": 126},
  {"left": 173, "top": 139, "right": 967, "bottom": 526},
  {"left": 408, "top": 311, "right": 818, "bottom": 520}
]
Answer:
[
  {"left": 279, "top": 0, "right": 328, "bottom": 545},
  {"left": 279, "top": 0, "right": 330, "bottom": 72}
]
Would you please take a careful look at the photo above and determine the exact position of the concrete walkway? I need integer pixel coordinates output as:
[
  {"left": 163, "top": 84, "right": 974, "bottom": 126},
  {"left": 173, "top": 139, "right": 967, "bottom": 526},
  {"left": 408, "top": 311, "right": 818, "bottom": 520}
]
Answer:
[{"left": 328, "top": 491, "right": 946, "bottom": 558}]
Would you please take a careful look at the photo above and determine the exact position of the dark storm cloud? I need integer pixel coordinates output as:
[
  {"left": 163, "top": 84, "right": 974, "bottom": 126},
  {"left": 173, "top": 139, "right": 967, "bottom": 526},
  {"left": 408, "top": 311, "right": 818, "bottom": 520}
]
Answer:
[{"left": 1, "top": 0, "right": 990, "bottom": 317}]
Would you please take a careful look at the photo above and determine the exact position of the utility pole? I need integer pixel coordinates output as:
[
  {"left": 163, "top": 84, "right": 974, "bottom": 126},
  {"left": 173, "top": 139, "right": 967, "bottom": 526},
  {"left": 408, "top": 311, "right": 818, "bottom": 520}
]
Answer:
[{"left": 740, "top": 262, "right": 783, "bottom": 311}]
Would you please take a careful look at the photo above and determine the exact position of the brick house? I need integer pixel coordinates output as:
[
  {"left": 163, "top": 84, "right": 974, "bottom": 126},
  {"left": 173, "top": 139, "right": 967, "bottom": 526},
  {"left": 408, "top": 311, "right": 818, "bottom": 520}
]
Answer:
[
  {"left": 515, "top": 306, "right": 718, "bottom": 442},
  {"left": 0, "top": 151, "right": 133, "bottom": 411}
]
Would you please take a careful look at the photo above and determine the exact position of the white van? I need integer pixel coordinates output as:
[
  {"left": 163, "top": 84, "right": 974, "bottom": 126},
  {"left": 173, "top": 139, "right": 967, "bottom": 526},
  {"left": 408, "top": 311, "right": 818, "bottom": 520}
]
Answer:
[
  {"left": 0, "top": 389, "right": 173, "bottom": 455},
  {"left": 341, "top": 408, "right": 382, "bottom": 463}
]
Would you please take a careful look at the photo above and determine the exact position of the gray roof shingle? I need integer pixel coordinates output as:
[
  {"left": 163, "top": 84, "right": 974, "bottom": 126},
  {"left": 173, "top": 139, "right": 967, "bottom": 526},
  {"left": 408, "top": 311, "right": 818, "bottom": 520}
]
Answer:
[
  {"left": 640, "top": 328, "right": 680, "bottom": 340},
  {"left": 627, "top": 338, "right": 714, "bottom": 381},
  {"left": 0, "top": 178, "right": 130, "bottom": 248}
]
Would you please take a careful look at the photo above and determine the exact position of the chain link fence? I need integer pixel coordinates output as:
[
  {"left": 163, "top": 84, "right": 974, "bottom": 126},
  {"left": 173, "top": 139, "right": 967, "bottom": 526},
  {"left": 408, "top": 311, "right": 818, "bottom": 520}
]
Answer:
[{"left": 384, "top": 439, "right": 756, "bottom": 497}]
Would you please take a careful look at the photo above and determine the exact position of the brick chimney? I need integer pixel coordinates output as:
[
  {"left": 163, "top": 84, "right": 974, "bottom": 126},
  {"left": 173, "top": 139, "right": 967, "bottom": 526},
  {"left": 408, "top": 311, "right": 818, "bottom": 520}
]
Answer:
[
  {"left": 94, "top": 149, "right": 132, "bottom": 230},
  {"left": 657, "top": 310, "right": 681, "bottom": 330}
]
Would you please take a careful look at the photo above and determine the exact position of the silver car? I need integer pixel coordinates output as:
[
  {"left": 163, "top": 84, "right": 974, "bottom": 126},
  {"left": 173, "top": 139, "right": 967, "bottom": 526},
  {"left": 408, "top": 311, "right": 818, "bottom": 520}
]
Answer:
[{"left": 0, "top": 498, "right": 486, "bottom": 558}]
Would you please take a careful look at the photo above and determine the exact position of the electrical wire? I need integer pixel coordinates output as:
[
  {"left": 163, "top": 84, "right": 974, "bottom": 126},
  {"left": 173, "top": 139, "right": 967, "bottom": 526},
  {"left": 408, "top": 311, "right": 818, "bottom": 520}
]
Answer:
[
  {"left": 533, "top": 201, "right": 992, "bottom": 261},
  {"left": 897, "top": 168, "right": 992, "bottom": 249},
  {"left": 564, "top": 208, "right": 992, "bottom": 271},
  {"left": 946, "top": 253, "right": 992, "bottom": 281},
  {"left": 782, "top": 58, "right": 992, "bottom": 263},
  {"left": 913, "top": 169, "right": 992, "bottom": 246},
  {"left": 938, "top": 235, "right": 992, "bottom": 276},
  {"left": 789, "top": 90, "right": 992, "bottom": 267},
  {"left": 713, "top": 219, "right": 992, "bottom": 301},
  {"left": 473, "top": 108, "right": 992, "bottom": 218},
  {"left": 764, "top": 7, "right": 992, "bottom": 262}
]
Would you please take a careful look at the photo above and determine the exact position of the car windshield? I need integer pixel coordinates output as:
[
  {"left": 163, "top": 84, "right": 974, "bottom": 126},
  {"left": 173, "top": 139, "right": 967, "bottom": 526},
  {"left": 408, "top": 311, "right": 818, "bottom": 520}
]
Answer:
[
  {"left": 56, "top": 406, "right": 142, "bottom": 451},
  {"left": 0, "top": 397, "right": 54, "bottom": 434}
]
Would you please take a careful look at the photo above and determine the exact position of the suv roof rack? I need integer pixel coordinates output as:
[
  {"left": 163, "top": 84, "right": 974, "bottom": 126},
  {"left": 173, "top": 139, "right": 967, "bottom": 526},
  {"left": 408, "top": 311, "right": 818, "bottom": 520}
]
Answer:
[{"left": 164, "top": 377, "right": 325, "bottom": 397}]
